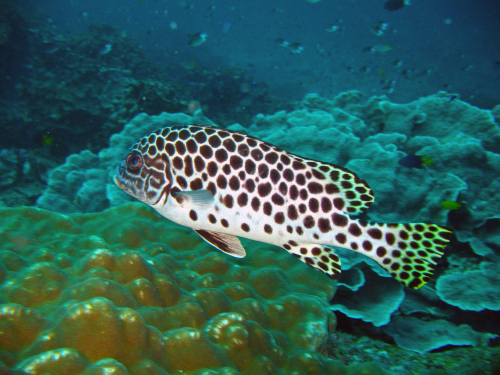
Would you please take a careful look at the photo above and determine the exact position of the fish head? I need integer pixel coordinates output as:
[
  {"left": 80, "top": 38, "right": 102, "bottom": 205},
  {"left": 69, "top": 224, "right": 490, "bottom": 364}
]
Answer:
[{"left": 114, "top": 139, "right": 173, "bottom": 206}]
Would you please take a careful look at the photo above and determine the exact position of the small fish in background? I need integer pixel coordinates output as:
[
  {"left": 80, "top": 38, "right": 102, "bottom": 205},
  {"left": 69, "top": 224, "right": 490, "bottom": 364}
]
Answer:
[
  {"left": 99, "top": 43, "right": 113, "bottom": 55},
  {"left": 325, "top": 24, "right": 342, "bottom": 33},
  {"left": 42, "top": 133, "right": 53, "bottom": 146},
  {"left": 495, "top": 61, "right": 500, "bottom": 65},
  {"left": 384, "top": 0, "right": 411, "bottom": 11},
  {"left": 398, "top": 155, "right": 434, "bottom": 169},
  {"left": 289, "top": 42, "right": 304, "bottom": 54},
  {"left": 371, "top": 21, "right": 389, "bottom": 36},
  {"left": 275, "top": 38, "right": 289, "bottom": 47},
  {"left": 391, "top": 59, "right": 403, "bottom": 68},
  {"left": 440, "top": 201, "right": 462, "bottom": 210},
  {"left": 381, "top": 79, "right": 396, "bottom": 93},
  {"left": 179, "top": 60, "right": 198, "bottom": 70},
  {"left": 401, "top": 68, "right": 416, "bottom": 79},
  {"left": 372, "top": 44, "right": 392, "bottom": 53},
  {"left": 188, "top": 32, "right": 207, "bottom": 47},
  {"left": 363, "top": 44, "right": 392, "bottom": 54}
]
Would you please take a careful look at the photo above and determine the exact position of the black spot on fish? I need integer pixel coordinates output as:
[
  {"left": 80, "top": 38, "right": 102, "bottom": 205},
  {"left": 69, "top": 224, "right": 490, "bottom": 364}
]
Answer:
[
  {"left": 215, "top": 149, "right": 228, "bottom": 163},
  {"left": 265, "top": 152, "right": 279, "bottom": 164},
  {"left": 223, "top": 138, "right": 236, "bottom": 152},
  {"left": 229, "top": 176, "right": 240, "bottom": 191},
  {"left": 189, "top": 210, "right": 198, "bottom": 221},
  {"left": 208, "top": 135, "right": 222, "bottom": 148},
  {"left": 194, "top": 156, "right": 205, "bottom": 172},
  {"left": 263, "top": 202, "right": 273, "bottom": 216},
  {"left": 186, "top": 139, "right": 198, "bottom": 154},
  {"left": 251, "top": 197, "right": 260, "bottom": 211},
  {"left": 251, "top": 149, "right": 263, "bottom": 161},
  {"left": 190, "top": 178, "right": 203, "bottom": 190},
  {"left": 258, "top": 182, "right": 272, "bottom": 197},
  {"left": 274, "top": 212, "right": 285, "bottom": 224},
  {"left": 199, "top": 145, "right": 213, "bottom": 159}
]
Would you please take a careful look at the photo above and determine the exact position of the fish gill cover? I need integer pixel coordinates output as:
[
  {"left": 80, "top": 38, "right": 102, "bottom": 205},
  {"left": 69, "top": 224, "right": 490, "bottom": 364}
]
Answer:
[{"left": 0, "top": 0, "right": 500, "bottom": 374}]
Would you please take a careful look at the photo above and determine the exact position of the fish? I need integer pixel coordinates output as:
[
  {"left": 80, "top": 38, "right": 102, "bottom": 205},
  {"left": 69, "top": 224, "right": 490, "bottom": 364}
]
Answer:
[
  {"left": 325, "top": 24, "right": 342, "bottom": 33},
  {"left": 362, "top": 44, "right": 392, "bottom": 54},
  {"left": 275, "top": 38, "right": 289, "bottom": 47},
  {"left": 179, "top": 60, "right": 198, "bottom": 70},
  {"left": 440, "top": 201, "right": 461, "bottom": 210},
  {"left": 188, "top": 32, "right": 207, "bottom": 47},
  {"left": 384, "top": 0, "right": 410, "bottom": 11},
  {"left": 398, "top": 155, "right": 433, "bottom": 169},
  {"left": 115, "top": 125, "right": 452, "bottom": 289},
  {"left": 289, "top": 42, "right": 304, "bottom": 54},
  {"left": 372, "top": 44, "right": 392, "bottom": 53},
  {"left": 371, "top": 21, "right": 389, "bottom": 36},
  {"left": 99, "top": 43, "right": 113, "bottom": 55},
  {"left": 391, "top": 59, "right": 403, "bottom": 68}
]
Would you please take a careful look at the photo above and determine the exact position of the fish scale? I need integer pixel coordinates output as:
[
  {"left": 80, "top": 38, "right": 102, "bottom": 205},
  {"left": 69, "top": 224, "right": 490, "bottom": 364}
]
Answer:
[{"left": 115, "top": 124, "right": 452, "bottom": 289}]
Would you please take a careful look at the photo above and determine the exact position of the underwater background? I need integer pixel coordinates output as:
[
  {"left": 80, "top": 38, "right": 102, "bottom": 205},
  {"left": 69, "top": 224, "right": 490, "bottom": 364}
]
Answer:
[{"left": 0, "top": 0, "right": 499, "bottom": 374}]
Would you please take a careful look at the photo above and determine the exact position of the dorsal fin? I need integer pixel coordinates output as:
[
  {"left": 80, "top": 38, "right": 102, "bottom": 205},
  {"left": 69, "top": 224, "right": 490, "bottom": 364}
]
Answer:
[
  {"left": 324, "top": 165, "right": 374, "bottom": 215},
  {"left": 194, "top": 229, "right": 246, "bottom": 258},
  {"left": 290, "top": 153, "right": 374, "bottom": 215}
]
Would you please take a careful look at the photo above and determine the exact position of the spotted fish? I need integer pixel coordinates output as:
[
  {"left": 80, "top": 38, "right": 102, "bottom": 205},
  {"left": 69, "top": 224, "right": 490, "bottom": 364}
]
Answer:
[{"left": 114, "top": 125, "right": 452, "bottom": 289}]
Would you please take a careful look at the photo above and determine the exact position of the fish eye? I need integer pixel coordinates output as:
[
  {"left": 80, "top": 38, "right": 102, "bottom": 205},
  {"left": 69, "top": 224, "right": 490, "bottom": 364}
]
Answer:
[{"left": 126, "top": 152, "right": 143, "bottom": 170}]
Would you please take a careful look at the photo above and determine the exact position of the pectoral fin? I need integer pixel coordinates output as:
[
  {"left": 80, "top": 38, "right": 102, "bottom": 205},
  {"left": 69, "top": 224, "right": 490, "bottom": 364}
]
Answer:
[
  {"left": 173, "top": 190, "right": 214, "bottom": 209},
  {"left": 194, "top": 229, "right": 246, "bottom": 258}
]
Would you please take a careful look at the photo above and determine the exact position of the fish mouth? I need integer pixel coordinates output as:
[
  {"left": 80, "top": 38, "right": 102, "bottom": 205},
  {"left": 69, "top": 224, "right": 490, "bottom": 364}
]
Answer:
[
  {"left": 113, "top": 173, "right": 148, "bottom": 203},
  {"left": 114, "top": 175, "right": 125, "bottom": 190}
]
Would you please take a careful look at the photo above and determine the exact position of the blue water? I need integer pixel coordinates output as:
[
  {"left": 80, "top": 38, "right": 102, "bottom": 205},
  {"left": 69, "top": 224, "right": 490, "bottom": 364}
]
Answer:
[{"left": 33, "top": 0, "right": 500, "bottom": 107}]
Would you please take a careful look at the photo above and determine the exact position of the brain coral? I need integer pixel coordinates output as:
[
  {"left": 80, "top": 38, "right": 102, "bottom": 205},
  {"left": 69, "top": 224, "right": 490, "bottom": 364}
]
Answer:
[{"left": 0, "top": 204, "right": 386, "bottom": 374}]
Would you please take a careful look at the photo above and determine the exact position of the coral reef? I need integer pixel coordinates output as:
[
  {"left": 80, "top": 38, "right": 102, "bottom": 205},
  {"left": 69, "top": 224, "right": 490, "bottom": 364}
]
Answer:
[
  {"left": 383, "top": 316, "right": 497, "bottom": 354},
  {"left": 0, "top": 203, "right": 392, "bottom": 374},
  {"left": 34, "top": 90, "right": 500, "bottom": 355}
]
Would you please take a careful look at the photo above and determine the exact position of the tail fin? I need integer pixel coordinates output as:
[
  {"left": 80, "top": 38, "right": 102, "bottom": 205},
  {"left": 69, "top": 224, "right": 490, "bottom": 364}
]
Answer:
[{"left": 366, "top": 223, "right": 452, "bottom": 289}]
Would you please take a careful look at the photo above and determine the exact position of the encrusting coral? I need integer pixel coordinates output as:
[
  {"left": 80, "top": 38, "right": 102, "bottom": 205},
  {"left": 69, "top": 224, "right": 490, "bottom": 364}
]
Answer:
[{"left": 0, "top": 203, "right": 388, "bottom": 374}]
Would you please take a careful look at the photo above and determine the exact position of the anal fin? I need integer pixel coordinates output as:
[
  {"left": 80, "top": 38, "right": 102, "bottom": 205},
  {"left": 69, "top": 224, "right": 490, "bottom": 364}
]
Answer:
[
  {"left": 194, "top": 229, "right": 246, "bottom": 258},
  {"left": 285, "top": 243, "right": 341, "bottom": 280}
]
